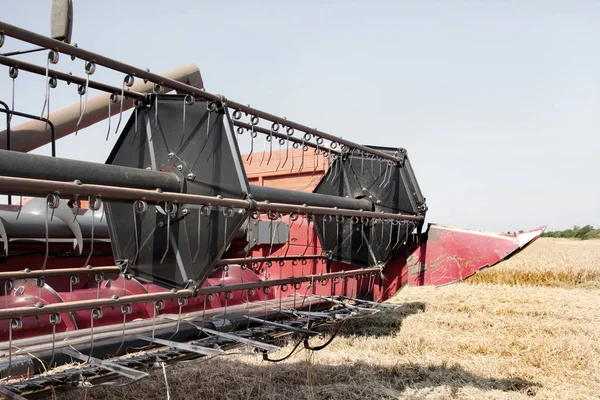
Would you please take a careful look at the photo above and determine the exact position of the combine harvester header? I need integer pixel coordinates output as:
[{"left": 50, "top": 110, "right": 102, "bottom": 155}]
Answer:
[{"left": 0, "top": 2, "right": 543, "bottom": 398}]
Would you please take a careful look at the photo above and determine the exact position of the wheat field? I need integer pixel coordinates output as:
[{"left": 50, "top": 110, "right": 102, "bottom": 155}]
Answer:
[{"left": 63, "top": 238, "right": 600, "bottom": 400}]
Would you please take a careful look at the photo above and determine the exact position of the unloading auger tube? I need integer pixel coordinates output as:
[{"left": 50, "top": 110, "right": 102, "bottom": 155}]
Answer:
[{"left": 0, "top": 18, "right": 546, "bottom": 397}]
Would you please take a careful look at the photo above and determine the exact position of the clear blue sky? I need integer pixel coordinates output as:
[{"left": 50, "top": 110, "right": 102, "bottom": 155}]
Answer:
[{"left": 1, "top": 0, "right": 599, "bottom": 232}]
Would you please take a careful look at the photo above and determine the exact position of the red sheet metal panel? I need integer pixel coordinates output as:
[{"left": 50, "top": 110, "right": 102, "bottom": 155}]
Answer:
[
  {"left": 407, "top": 224, "right": 545, "bottom": 287},
  {"left": 372, "top": 250, "right": 409, "bottom": 303}
]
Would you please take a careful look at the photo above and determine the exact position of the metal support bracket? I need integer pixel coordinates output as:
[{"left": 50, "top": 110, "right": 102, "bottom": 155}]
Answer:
[
  {"left": 197, "top": 327, "right": 279, "bottom": 352},
  {"left": 61, "top": 348, "right": 149, "bottom": 381},
  {"left": 243, "top": 316, "right": 319, "bottom": 336},
  {"left": 0, "top": 385, "right": 27, "bottom": 400},
  {"left": 311, "top": 295, "right": 380, "bottom": 313},
  {"left": 137, "top": 335, "right": 224, "bottom": 357},
  {"left": 338, "top": 295, "right": 400, "bottom": 309},
  {"left": 280, "top": 310, "right": 340, "bottom": 320}
]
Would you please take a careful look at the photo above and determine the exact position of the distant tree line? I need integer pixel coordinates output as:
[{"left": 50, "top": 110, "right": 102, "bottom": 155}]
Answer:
[{"left": 542, "top": 225, "right": 600, "bottom": 240}]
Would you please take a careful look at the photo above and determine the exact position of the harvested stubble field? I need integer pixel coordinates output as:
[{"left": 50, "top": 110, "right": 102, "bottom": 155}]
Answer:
[{"left": 64, "top": 238, "right": 600, "bottom": 400}]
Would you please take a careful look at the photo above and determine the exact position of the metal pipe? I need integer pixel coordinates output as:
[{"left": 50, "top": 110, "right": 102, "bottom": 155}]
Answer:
[
  {"left": 0, "top": 21, "right": 399, "bottom": 163},
  {"left": 255, "top": 201, "right": 424, "bottom": 221},
  {"left": 0, "top": 149, "right": 369, "bottom": 210},
  {"left": 0, "top": 55, "right": 146, "bottom": 99},
  {"left": 0, "top": 175, "right": 424, "bottom": 221},
  {"left": 0, "top": 175, "right": 250, "bottom": 208},
  {"left": 0, "top": 267, "right": 379, "bottom": 320},
  {"left": 218, "top": 255, "right": 327, "bottom": 265},
  {"left": 0, "top": 63, "right": 203, "bottom": 152},
  {"left": 0, "top": 290, "right": 192, "bottom": 320},
  {"left": 251, "top": 185, "right": 372, "bottom": 211},
  {"left": 0, "top": 106, "right": 57, "bottom": 157},
  {"left": 0, "top": 149, "right": 181, "bottom": 192},
  {"left": 0, "top": 266, "right": 121, "bottom": 281},
  {"left": 0, "top": 315, "right": 177, "bottom": 351}
]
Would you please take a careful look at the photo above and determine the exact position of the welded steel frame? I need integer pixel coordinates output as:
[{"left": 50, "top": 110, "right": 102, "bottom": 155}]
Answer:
[
  {"left": 0, "top": 101, "right": 57, "bottom": 205},
  {"left": 0, "top": 266, "right": 380, "bottom": 320},
  {"left": 0, "top": 56, "right": 335, "bottom": 154},
  {"left": 0, "top": 265, "right": 121, "bottom": 281},
  {"left": 0, "top": 175, "right": 424, "bottom": 222},
  {"left": 0, "top": 21, "right": 400, "bottom": 163}
]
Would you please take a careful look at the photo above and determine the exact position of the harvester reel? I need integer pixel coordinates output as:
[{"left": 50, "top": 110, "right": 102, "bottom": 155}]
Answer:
[
  {"left": 314, "top": 148, "right": 426, "bottom": 266},
  {"left": 106, "top": 96, "right": 250, "bottom": 288}
]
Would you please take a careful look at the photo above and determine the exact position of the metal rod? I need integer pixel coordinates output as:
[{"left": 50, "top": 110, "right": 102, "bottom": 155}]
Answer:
[
  {"left": 243, "top": 315, "right": 320, "bottom": 336},
  {"left": 225, "top": 103, "right": 400, "bottom": 163},
  {"left": 0, "top": 267, "right": 379, "bottom": 320},
  {"left": 0, "top": 101, "right": 10, "bottom": 205},
  {"left": 0, "top": 55, "right": 146, "bottom": 100},
  {"left": 0, "top": 175, "right": 424, "bottom": 221},
  {"left": 136, "top": 335, "right": 225, "bottom": 356},
  {"left": 0, "top": 21, "right": 399, "bottom": 163},
  {"left": 0, "top": 296, "right": 325, "bottom": 358},
  {"left": 61, "top": 348, "right": 149, "bottom": 380},
  {"left": 233, "top": 121, "right": 339, "bottom": 154},
  {"left": 252, "top": 185, "right": 372, "bottom": 211},
  {"left": 0, "top": 46, "right": 45, "bottom": 57},
  {"left": 0, "top": 385, "right": 26, "bottom": 400},
  {"left": 0, "top": 64, "right": 201, "bottom": 153},
  {"left": 0, "top": 148, "right": 371, "bottom": 211},
  {"left": 0, "top": 266, "right": 121, "bottom": 281},
  {"left": 218, "top": 255, "right": 327, "bottom": 265},
  {"left": 199, "top": 327, "right": 280, "bottom": 352},
  {"left": 0, "top": 149, "right": 181, "bottom": 192},
  {"left": 0, "top": 101, "right": 9, "bottom": 153},
  {"left": 0, "top": 149, "right": 367, "bottom": 210},
  {"left": 0, "top": 106, "right": 57, "bottom": 157},
  {"left": 0, "top": 175, "right": 249, "bottom": 208},
  {"left": 0, "top": 289, "right": 192, "bottom": 320},
  {"left": 255, "top": 201, "right": 423, "bottom": 221}
]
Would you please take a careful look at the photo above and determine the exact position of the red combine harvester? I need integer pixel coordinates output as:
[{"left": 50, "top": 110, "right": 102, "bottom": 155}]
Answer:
[{"left": 0, "top": 5, "right": 543, "bottom": 398}]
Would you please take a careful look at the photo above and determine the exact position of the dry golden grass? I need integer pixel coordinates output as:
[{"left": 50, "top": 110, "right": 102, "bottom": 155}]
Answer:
[
  {"left": 467, "top": 238, "right": 600, "bottom": 288},
  {"left": 60, "top": 238, "right": 600, "bottom": 400}
]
